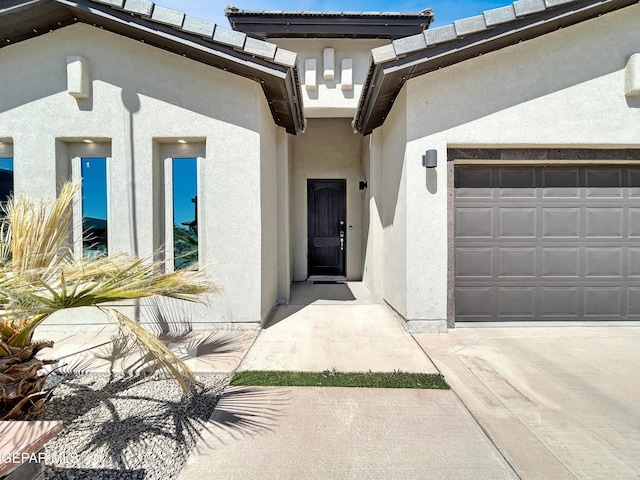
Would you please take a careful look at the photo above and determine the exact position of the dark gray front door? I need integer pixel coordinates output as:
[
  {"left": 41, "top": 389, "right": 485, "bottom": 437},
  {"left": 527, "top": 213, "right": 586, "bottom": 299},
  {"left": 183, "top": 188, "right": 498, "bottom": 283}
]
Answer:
[
  {"left": 307, "top": 179, "right": 346, "bottom": 277},
  {"left": 455, "top": 165, "right": 640, "bottom": 321}
]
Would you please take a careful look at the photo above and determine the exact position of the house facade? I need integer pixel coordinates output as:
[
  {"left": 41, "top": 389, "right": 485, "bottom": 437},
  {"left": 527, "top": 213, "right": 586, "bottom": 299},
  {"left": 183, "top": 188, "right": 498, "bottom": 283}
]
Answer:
[{"left": 1, "top": 0, "right": 639, "bottom": 332}]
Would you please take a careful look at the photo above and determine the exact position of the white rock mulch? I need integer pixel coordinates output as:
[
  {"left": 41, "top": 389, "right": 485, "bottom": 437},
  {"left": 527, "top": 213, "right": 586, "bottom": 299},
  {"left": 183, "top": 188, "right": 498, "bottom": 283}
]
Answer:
[{"left": 39, "top": 373, "right": 228, "bottom": 480}]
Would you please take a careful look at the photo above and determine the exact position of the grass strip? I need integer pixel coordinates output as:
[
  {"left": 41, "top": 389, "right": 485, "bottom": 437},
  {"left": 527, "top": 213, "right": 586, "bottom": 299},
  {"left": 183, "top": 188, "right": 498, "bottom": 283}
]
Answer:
[{"left": 230, "top": 370, "right": 450, "bottom": 389}]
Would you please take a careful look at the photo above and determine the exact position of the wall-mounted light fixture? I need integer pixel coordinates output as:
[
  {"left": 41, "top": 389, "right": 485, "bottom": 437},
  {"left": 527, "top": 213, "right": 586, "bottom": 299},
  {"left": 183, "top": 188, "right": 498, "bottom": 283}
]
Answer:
[
  {"left": 422, "top": 149, "right": 437, "bottom": 168},
  {"left": 359, "top": 181, "right": 367, "bottom": 190}
]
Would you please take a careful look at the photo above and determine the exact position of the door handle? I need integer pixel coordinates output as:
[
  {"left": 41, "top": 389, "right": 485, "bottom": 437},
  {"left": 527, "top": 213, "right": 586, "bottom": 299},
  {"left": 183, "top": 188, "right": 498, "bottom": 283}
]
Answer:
[{"left": 339, "top": 230, "right": 344, "bottom": 251}]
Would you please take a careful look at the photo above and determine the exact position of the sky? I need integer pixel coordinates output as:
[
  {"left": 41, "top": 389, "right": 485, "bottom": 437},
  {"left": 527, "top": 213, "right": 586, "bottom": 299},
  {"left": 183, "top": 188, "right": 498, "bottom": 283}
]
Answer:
[
  {"left": 156, "top": 0, "right": 509, "bottom": 29},
  {"left": 79, "top": 157, "right": 197, "bottom": 229}
]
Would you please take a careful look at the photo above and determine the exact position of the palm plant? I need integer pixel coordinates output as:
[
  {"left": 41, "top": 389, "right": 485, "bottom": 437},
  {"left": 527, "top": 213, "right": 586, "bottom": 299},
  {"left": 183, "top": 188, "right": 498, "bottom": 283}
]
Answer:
[
  {"left": 173, "top": 224, "right": 198, "bottom": 269},
  {"left": 0, "top": 183, "right": 218, "bottom": 420}
]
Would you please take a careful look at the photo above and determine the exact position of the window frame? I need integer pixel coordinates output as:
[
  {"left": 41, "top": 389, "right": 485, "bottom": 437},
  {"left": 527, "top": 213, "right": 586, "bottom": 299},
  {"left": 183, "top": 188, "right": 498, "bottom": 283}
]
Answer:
[
  {"left": 70, "top": 143, "right": 112, "bottom": 258},
  {"left": 158, "top": 142, "right": 205, "bottom": 272}
]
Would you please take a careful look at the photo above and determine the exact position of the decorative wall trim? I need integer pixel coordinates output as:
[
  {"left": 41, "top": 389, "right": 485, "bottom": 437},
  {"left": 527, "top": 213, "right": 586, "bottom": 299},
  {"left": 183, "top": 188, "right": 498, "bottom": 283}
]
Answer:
[
  {"left": 67, "top": 56, "right": 91, "bottom": 100},
  {"left": 323, "top": 48, "right": 334, "bottom": 80},
  {"left": 625, "top": 54, "right": 640, "bottom": 97},
  {"left": 305, "top": 58, "right": 317, "bottom": 90}
]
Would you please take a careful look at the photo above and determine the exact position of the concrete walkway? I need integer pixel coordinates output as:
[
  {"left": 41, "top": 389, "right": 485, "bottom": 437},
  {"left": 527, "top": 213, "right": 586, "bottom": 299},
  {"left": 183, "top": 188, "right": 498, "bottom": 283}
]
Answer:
[
  {"left": 178, "top": 282, "right": 518, "bottom": 480},
  {"left": 239, "top": 282, "right": 438, "bottom": 373},
  {"left": 178, "top": 387, "right": 518, "bottom": 480}
]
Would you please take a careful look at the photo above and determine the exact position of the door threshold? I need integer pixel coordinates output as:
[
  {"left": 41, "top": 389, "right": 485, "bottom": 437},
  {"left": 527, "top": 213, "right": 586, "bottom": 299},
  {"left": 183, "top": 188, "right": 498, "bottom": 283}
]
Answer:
[{"left": 307, "top": 275, "right": 347, "bottom": 284}]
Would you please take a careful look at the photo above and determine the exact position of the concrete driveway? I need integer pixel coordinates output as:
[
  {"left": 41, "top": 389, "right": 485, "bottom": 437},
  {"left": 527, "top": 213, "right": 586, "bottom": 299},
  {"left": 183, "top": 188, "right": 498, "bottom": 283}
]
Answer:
[{"left": 415, "top": 326, "right": 640, "bottom": 480}]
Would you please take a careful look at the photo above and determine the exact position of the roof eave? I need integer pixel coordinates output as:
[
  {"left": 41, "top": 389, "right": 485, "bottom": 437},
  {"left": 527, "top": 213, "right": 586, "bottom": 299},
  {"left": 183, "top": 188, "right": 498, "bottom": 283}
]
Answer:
[
  {"left": 0, "top": 0, "right": 305, "bottom": 134},
  {"left": 226, "top": 9, "right": 434, "bottom": 40},
  {"left": 354, "top": 0, "right": 640, "bottom": 136}
]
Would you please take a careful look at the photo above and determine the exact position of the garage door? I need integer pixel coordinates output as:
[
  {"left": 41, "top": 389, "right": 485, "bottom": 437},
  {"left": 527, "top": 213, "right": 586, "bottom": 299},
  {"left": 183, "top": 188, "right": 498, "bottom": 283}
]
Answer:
[{"left": 454, "top": 165, "right": 640, "bottom": 321}]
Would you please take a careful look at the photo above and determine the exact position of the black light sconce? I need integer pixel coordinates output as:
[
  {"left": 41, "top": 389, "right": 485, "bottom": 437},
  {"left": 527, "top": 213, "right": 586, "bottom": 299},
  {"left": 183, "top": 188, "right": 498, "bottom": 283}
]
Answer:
[
  {"left": 359, "top": 181, "right": 368, "bottom": 190},
  {"left": 422, "top": 149, "right": 437, "bottom": 168}
]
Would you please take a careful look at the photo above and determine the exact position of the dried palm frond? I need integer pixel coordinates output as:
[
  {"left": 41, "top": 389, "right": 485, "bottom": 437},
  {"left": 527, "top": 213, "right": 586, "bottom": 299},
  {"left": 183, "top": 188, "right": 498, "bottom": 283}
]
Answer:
[{"left": 0, "top": 182, "right": 219, "bottom": 420}]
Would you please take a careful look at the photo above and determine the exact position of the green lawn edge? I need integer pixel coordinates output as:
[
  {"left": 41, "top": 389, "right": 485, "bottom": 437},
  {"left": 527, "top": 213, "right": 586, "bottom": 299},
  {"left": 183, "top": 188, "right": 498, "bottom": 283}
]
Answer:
[{"left": 230, "top": 370, "right": 450, "bottom": 389}]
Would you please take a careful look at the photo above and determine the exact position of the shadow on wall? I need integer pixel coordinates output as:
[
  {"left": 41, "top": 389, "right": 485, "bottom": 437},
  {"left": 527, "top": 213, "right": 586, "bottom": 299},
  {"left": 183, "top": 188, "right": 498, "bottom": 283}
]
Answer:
[
  {"left": 378, "top": 88, "right": 407, "bottom": 230},
  {"left": 627, "top": 96, "right": 640, "bottom": 108},
  {"left": 122, "top": 87, "right": 141, "bottom": 257},
  {"left": 426, "top": 168, "right": 437, "bottom": 194},
  {"left": 0, "top": 24, "right": 260, "bottom": 133},
  {"left": 406, "top": 7, "right": 640, "bottom": 142}
]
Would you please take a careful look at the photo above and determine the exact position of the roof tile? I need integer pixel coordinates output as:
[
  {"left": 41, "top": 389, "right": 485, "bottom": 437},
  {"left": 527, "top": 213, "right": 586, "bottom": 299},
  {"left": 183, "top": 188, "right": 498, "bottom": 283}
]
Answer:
[
  {"left": 453, "top": 14, "right": 487, "bottom": 36},
  {"left": 424, "top": 24, "right": 457, "bottom": 46},
  {"left": 181, "top": 16, "right": 215, "bottom": 38},
  {"left": 273, "top": 48, "right": 297, "bottom": 67},
  {"left": 213, "top": 26, "right": 246, "bottom": 48},
  {"left": 393, "top": 33, "right": 427, "bottom": 56},
  {"left": 92, "top": 0, "right": 125, "bottom": 7},
  {"left": 513, "top": 0, "right": 547, "bottom": 17},
  {"left": 483, "top": 5, "right": 517, "bottom": 27},
  {"left": 243, "top": 36, "right": 277, "bottom": 59},
  {"left": 544, "top": 0, "right": 575, "bottom": 5},
  {"left": 122, "top": 0, "right": 153, "bottom": 17},
  {"left": 150, "top": 5, "right": 184, "bottom": 27},
  {"left": 371, "top": 44, "right": 397, "bottom": 64}
]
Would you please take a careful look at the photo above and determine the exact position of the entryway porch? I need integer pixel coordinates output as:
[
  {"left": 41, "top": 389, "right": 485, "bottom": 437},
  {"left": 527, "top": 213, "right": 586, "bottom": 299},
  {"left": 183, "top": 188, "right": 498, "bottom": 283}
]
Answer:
[{"left": 239, "top": 281, "right": 437, "bottom": 373}]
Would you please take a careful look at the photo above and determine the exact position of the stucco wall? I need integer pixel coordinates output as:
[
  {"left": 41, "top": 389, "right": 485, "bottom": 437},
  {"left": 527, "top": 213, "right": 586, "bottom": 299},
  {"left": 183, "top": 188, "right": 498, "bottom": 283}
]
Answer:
[
  {"left": 276, "top": 129, "right": 292, "bottom": 303},
  {"left": 360, "top": 131, "right": 384, "bottom": 302},
  {"left": 401, "top": 4, "right": 640, "bottom": 326},
  {"left": 260, "top": 97, "right": 279, "bottom": 321},
  {"left": 380, "top": 89, "right": 408, "bottom": 318},
  {"left": 0, "top": 23, "right": 271, "bottom": 329},
  {"left": 290, "top": 118, "right": 364, "bottom": 281},
  {"left": 273, "top": 39, "right": 388, "bottom": 118}
]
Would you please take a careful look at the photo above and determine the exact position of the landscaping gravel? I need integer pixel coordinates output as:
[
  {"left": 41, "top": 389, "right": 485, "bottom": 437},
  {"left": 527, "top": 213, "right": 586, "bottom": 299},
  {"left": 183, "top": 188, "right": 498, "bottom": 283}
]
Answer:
[{"left": 39, "top": 373, "right": 229, "bottom": 480}]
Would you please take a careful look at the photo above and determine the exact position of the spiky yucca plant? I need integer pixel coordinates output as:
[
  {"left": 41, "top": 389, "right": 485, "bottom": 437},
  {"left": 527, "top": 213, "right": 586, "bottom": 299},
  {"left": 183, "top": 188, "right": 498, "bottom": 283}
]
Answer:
[{"left": 0, "top": 183, "right": 218, "bottom": 420}]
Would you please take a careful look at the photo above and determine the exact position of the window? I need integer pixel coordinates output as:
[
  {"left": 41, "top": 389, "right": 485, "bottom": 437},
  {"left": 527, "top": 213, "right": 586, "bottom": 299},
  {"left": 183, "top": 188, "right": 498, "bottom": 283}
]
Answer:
[
  {"left": 78, "top": 157, "right": 108, "bottom": 257},
  {"left": 0, "top": 157, "right": 13, "bottom": 206},
  {"left": 156, "top": 140, "right": 204, "bottom": 271},
  {"left": 171, "top": 157, "right": 198, "bottom": 270}
]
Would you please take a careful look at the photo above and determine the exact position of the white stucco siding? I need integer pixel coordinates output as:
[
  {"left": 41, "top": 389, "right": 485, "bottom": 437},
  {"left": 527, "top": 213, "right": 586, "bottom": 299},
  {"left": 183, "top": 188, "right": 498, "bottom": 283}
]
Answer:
[
  {"left": 273, "top": 39, "right": 388, "bottom": 118},
  {"left": 0, "top": 23, "right": 269, "bottom": 328},
  {"left": 403, "top": 4, "right": 640, "bottom": 325},
  {"left": 380, "top": 89, "right": 408, "bottom": 318},
  {"left": 361, "top": 131, "right": 384, "bottom": 302},
  {"left": 404, "top": 139, "right": 448, "bottom": 325},
  {"left": 276, "top": 129, "right": 292, "bottom": 303},
  {"left": 260, "top": 97, "right": 279, "bottom": 321}
]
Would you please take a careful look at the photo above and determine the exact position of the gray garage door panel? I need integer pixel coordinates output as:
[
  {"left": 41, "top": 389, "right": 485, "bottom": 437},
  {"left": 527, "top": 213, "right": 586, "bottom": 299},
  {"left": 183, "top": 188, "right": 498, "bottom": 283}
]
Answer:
[{"left": 455, "top": 165, "right": 640, "bottom": 321}]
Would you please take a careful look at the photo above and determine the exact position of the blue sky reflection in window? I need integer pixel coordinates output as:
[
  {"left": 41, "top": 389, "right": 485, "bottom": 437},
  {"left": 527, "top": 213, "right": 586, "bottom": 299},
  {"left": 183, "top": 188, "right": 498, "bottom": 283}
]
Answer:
[
  {"left": 81, "top": 157, "right": 108, "bottom": 257},
  {"left": 0, "top": 158, "right": 13, "bottom": 205},
  {"left": 172, "top": 157, "right": 198, "bottom": 270}
]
